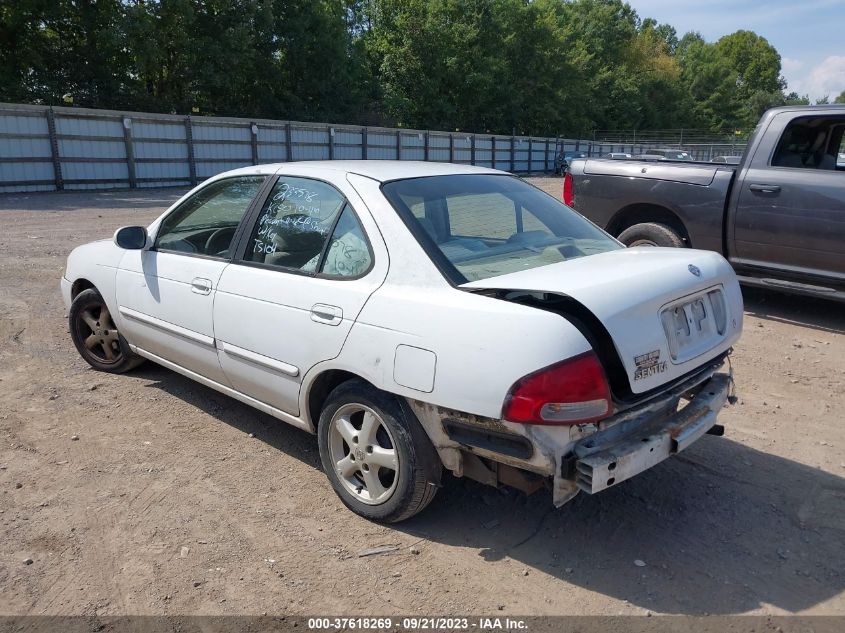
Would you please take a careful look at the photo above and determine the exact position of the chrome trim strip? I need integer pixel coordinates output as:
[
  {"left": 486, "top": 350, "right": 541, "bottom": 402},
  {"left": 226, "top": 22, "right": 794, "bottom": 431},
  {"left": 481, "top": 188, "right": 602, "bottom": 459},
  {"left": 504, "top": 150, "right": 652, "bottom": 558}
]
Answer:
[
  {"left": 218, "top": 341, "right": 299, "bottom": 377},
  {"left": 118, "top": 306, "right": 215, "bottom": 347}
]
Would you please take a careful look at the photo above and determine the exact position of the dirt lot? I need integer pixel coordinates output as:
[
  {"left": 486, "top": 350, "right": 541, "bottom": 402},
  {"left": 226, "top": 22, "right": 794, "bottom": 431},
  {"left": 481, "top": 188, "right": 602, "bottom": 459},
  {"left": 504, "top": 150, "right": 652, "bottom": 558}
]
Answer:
[{"left": 1, "top": 180, "right": 843, "bottom": 617}]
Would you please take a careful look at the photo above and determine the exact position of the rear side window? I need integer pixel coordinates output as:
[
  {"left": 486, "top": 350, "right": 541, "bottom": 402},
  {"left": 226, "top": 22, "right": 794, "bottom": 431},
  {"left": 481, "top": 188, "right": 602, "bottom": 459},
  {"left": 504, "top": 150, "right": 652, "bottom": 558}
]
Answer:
[
  {"left": 320, "top": 206, "right": 373, "bottom": 277},
  {"left": 243, "top": 177, "right": 372, "bottom": 277}
]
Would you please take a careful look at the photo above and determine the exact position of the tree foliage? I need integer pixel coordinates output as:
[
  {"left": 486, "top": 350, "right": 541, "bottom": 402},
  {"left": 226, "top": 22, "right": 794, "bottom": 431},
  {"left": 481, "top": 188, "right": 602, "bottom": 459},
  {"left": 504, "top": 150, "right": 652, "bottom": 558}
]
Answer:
[{"left": 0, "top": 0, "right": 823, "bottom": 135}]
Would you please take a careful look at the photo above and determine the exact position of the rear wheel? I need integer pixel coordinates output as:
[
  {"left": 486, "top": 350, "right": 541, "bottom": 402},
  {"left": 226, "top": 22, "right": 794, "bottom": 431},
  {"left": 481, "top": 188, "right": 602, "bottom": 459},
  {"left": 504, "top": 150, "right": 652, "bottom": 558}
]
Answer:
[
  {"left": 618, "top": 222, "right": 686, "bottom": 248},
  {"left": 317, "top": 380, "right": 440, "bottom": 522},
  {"left": 69, "top": 288, "right": 144, "bottom": 373}
]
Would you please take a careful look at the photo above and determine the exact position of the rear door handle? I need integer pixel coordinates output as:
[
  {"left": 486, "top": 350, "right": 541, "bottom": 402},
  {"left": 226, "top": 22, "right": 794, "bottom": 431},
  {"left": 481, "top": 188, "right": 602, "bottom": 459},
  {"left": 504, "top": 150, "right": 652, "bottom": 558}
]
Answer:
[
  {"left": 191, "top": 277, "right": 213, "bottom": 295},
  {"left": 749, "top": 184, "right": 781, "bottom": 194},
  {"left": 310, "top": 303, "right": 343, "bottom": 326}
]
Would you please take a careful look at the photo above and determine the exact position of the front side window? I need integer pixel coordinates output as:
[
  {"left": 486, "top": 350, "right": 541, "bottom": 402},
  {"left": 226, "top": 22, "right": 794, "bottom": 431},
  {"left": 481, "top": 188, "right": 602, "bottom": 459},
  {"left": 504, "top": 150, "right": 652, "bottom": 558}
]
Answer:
[
  {"left": 382, "top": 174, "right": 622, "bottom": 283},
  {"left": 244, "top": 177, "right": 372, "bottom": 277},
  {"left": 772, "top": 117, "right": 845, "bottom": 170},
  {"left": 155, "top": 176, "right": 265, "bottom": 257}
]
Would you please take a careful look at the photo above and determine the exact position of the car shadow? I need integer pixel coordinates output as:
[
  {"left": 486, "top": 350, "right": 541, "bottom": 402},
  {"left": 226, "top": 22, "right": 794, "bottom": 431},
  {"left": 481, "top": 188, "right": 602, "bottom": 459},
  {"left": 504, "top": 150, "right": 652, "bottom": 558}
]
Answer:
[
  {"left": 398, "top": 435, "right": 845, "bottom": 615},
  {"left": 742, "top": 286, "right": 845, "bottom": 334},
  {"left": 128, "top": 363, "right": 323, "bottom": 473},
  {"left": 127, "top": 364, "right": 844, "bottom": 615}
]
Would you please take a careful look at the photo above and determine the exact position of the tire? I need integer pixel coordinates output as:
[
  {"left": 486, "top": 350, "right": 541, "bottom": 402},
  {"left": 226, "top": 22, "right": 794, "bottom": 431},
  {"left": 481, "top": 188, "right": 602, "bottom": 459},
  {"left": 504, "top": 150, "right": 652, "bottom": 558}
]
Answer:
[
  {"left": 617, "top": 222, "right": 686, "bottom": 248},
  {"left": 317, "top": 380, "right": 441, "bottom": 523},
  {"left": 69, "top": 288, "right": 145, "bottom": 373}
]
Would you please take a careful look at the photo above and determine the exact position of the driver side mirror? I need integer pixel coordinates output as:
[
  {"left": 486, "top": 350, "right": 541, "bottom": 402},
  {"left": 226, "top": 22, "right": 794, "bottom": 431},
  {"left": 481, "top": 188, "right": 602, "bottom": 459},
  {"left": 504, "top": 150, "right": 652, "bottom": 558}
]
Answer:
[{"left": 114, "top": 226, "right": 148, "bottom": 250}]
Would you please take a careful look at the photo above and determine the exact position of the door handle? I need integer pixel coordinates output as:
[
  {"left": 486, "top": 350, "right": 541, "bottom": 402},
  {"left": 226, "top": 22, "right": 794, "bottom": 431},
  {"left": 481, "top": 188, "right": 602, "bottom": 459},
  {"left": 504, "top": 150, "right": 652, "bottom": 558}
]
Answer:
[
  {"left": 749, "top": 183, "right": 781, "bottom": 194},
  {"left": 310, "top": 303, "right": 343, "bottom": 326},
  {"left": 190, "top": 277, "right": 213, "bottom": 295}
]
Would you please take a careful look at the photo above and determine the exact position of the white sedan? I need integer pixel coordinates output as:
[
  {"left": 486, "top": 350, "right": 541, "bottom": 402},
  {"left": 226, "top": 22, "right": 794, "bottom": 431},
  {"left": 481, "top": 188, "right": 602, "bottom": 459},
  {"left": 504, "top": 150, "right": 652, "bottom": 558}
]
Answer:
[{"left": 61, "top": 161, "right": 742, "bottom": 522}]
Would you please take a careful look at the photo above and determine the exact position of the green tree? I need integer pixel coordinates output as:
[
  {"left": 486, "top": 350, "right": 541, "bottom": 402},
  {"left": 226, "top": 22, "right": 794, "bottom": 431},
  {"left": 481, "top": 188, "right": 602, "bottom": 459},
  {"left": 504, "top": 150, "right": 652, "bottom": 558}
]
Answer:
[
  {"left": 784, "top": 91, "right": 810, "bottom": 106},
  {"left": 0, "top": 0, "right": 808, "bottom": 135},
  {"left": 675, "top": 29, "right": 785, "bottom": 130},
  {"left": 0, "top": 0, "right": 130, "bottom": 107},
  {"left": 716, "top": 30, "right": 785, "bottom": 125}
]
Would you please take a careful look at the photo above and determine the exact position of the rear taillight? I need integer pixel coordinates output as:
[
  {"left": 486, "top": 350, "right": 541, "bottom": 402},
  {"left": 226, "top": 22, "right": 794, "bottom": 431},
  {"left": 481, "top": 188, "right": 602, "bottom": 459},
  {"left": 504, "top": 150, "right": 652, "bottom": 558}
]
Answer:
[
  {"left": 503, "top": 352, "right": 611, "bottom": 425},
  {"left": 563, "top": 172, "right": 574, "bottom": 207}
]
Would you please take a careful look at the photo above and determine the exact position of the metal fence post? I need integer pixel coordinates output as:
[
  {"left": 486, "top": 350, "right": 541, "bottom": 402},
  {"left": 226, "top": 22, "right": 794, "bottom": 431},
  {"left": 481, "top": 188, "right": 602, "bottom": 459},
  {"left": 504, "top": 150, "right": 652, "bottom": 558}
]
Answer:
[
  {"left": 491, "top": 136, "right": 496, "bottom": 169},
  {"left": 184, "top": 116, "right": 197, "bottom": 186},
  {"left": 449, "top": 134, "right": 454, "bottom": 163},
  {"left": 395, "top": 130, "right": 401, "bottom": 160},
  {"left": 250, "top": 122, "right": 259, "bottom": 165},
  {"left": 45, "top": 108, "right": 63, "bottom": 191},
  {"left": 470, "top": 134, "right": 476, "bottom": 165},
  {"left": 285, "top": 123, "right": 293, "bottom": 161},
  {"left": 424, "top": 132, "right": 429, "bottom": 161},
  {"left": 510, "top": 135, "right": 515, "bottom": 172},
  {"left": 544, "top": 138, "right": 550, "bottom": 172},
  {"left": 361, "top": 127, "right": 368, "bottom": 159},
  {"left": 328, "top": 126, "right": 335, "bottom": 160},
  {"left": 123, "top": 117, "right": 136, "bottom": 188},
  {"left": 528, "top": 137, "right": 533, "bottom": 173}
]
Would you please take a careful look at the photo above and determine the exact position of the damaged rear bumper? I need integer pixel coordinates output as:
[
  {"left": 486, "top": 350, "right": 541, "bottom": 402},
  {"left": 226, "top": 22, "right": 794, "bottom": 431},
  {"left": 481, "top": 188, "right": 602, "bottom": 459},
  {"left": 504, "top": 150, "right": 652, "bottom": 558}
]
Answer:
[{"left": 571, "top": 372, "right": 731, "bottom": 495}]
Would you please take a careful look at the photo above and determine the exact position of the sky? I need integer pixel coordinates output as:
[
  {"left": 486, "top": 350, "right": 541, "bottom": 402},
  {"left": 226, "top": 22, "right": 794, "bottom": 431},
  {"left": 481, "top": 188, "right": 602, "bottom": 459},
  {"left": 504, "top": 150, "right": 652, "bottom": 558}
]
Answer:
[{"left": 625, "top": 0, "right": 845, "bottom": 101}]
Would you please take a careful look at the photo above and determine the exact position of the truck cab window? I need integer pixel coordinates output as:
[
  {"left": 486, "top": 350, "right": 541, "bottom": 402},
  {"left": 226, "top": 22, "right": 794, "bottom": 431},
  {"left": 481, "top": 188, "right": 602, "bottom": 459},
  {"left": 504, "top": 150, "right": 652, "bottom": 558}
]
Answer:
[{"left": 772, "top": 118, "right": 845, "bottom": 171}]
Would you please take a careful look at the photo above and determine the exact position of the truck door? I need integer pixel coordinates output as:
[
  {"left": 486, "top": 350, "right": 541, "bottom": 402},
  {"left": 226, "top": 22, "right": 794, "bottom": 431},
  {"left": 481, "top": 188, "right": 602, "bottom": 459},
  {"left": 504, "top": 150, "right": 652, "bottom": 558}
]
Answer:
[{"left": 732, "top": 112, "right": 845, "bottom": 285}]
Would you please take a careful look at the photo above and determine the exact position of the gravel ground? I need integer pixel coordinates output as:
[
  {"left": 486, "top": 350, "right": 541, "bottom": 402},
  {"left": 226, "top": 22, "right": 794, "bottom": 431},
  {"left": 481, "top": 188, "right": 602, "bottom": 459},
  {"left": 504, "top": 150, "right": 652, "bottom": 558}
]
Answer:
[{"left": 0, "top": 180, "right": 843, "bottom": 616}]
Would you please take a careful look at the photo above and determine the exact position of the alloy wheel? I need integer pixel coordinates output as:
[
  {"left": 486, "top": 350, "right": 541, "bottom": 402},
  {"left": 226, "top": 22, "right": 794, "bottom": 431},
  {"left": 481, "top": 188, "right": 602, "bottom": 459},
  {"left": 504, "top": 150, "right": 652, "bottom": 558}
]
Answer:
[
  {"left": 77, "top": 303, "right": 122, "bottom": 364},
  {"left": 328, "top": 403, "right": 399, "bottom": 505}
]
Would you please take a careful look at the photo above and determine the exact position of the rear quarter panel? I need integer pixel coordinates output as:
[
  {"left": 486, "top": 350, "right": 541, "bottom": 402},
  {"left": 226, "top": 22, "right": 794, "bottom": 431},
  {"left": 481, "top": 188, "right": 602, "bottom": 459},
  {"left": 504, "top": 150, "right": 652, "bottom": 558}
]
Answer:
[{"left": 328, "top": 284, "right": 593, "bottom": 420}]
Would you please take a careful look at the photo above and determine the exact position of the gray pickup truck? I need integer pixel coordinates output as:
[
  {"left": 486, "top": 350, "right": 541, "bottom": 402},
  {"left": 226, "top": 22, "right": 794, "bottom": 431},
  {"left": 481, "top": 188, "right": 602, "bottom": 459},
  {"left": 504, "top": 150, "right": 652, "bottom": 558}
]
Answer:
[{"left": 566, "top": 106, "right": 845, "bottom": 301}]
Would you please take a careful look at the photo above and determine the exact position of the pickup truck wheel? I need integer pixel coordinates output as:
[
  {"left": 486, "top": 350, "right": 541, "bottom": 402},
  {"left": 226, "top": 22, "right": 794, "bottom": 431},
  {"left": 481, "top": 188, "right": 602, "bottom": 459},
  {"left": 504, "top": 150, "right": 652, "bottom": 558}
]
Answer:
[
  {"left": 618, "top": 222, "right": 686, "bottom": 248},
  {"left": 69, "top": 288, "right": 145, "bottom": 373},
  {"left": 318, "top": 380, "right": 440, "bottom": 523}
]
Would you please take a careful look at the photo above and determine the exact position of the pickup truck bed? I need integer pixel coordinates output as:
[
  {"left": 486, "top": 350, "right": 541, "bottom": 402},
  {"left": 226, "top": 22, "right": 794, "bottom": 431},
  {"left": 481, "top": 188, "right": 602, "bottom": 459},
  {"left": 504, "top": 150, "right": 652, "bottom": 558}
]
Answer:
[{"left": 570, "top": 159, "right": 736, "bottom": 254}]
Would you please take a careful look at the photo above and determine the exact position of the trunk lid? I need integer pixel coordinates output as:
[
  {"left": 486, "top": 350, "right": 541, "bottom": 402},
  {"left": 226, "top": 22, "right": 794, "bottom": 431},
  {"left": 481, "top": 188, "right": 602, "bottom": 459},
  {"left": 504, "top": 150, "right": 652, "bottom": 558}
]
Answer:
[{"left": 462, "top": 247, "right": 743, "bottom": 394}]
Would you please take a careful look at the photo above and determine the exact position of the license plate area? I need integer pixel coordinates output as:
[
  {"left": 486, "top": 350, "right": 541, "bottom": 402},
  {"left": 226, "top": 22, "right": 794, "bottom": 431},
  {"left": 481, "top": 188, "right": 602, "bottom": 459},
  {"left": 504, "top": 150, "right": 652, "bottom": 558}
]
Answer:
[{"left": 660, "top": 287, "right": 727, "bottom": 364}]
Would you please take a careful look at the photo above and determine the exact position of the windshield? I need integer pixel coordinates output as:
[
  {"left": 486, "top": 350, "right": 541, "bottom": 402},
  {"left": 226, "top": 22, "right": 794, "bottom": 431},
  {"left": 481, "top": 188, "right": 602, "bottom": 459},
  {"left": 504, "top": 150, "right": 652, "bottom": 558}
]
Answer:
[{"left": 381, "top": 174, "right": 622, "bottom": 283}]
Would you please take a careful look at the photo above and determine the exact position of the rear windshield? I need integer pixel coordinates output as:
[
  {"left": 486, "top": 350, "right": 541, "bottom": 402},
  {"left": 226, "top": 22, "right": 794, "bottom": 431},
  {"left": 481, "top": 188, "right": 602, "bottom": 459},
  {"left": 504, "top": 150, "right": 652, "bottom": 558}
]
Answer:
[{"left": 381, "top": 174, "right": 621, "bottom": 283}]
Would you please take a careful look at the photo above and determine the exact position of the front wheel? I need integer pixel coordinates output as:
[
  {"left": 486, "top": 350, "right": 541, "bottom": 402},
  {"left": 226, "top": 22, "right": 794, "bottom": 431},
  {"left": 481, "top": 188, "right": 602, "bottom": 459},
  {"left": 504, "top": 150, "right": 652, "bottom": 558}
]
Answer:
[
  {"left": 317, "top": 380, "right": 441, "bottom": 522},
  {"left": 69, "top": 288, "right": 144, "bottom": 373},
  {"left": 618, "top": 222, "right": 686, "bottom": 248}
]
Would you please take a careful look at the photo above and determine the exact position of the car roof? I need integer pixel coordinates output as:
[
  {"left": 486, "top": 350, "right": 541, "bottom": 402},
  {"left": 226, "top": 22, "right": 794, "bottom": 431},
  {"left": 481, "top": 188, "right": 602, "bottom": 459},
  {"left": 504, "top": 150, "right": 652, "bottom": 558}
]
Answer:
[{"left": 223, "top": 160, "right": 503, "bottom": 183}]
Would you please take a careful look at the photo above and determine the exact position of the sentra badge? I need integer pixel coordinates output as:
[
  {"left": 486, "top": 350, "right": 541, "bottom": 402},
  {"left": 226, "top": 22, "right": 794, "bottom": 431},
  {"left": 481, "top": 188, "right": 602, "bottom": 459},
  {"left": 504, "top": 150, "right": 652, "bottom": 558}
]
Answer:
[{"left": 633, "top": 350, "right": 667, "bottom": 381}]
